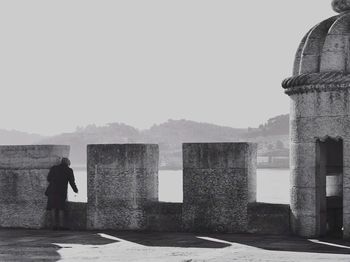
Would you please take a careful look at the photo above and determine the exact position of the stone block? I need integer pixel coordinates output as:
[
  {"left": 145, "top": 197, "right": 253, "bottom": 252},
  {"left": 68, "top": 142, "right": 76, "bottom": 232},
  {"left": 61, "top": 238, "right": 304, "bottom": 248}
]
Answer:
[
  {"left": 87, "top": 144, "right": 159, "bottom": 230},
  {"left": 182, "top": 143, "right": 257, "bottom": 233},
  {"left": 0, "top": 145, "right": 70, "bottom": 229}
]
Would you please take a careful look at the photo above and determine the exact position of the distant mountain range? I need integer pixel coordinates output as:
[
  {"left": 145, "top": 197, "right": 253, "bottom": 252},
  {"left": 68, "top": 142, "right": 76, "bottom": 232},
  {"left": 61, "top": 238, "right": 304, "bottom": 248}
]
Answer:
[{"left": 0, "top": 114, "right": 290, "bottom": 169}]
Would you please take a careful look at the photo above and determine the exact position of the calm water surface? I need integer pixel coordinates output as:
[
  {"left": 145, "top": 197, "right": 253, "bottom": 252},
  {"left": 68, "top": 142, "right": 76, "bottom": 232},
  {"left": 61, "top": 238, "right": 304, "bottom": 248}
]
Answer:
[{"left": 68, "top": 169, "right": 290, "bottom": 204}]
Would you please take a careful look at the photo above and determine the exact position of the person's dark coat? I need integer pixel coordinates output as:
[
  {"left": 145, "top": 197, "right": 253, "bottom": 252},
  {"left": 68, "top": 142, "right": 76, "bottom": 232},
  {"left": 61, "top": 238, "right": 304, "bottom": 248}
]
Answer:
[{"left": 46, "top": 163, "right": 78, "bottom": 210}]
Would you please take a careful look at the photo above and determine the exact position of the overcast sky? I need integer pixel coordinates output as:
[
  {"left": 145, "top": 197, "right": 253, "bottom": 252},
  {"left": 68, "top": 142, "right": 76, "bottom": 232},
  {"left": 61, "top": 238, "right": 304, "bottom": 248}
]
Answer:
[{"left": 0, "top": 1, "right": 334, "bottom": 135}]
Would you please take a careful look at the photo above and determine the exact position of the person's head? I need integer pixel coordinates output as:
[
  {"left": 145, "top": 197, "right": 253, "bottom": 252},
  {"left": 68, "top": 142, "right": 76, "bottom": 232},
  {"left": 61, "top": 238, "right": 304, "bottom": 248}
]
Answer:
[{"left": 61, "top": 157, "right": 71, "bottom": 167}]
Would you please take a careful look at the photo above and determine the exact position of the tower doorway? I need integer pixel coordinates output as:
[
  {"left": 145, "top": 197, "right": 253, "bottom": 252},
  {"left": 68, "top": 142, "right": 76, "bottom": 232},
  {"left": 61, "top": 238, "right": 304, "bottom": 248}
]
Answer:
[{"left": 316, "top": 137, "right": 343, "bottom": 237}]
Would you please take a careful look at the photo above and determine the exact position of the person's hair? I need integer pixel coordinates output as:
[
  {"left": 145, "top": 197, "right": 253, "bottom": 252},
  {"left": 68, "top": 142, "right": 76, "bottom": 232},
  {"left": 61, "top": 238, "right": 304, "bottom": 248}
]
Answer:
[{"left": 61, "top": 157, "right": 71, "bottom": 166}]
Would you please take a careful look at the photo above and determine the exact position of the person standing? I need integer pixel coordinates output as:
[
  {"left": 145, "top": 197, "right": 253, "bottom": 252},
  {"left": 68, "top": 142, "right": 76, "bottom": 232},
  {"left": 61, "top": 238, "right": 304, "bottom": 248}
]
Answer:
[{"left": 46, "top": 157, "right": 78, "bottom": 230}]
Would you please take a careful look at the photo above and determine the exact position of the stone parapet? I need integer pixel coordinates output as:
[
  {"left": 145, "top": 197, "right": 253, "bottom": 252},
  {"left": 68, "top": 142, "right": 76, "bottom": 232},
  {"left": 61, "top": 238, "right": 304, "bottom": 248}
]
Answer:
[
  {"left": 87, "top": 144, "right": 159, "bottom": 230},
  {"left": 182, "top": 143, "right": 257, "bottom": 233}
]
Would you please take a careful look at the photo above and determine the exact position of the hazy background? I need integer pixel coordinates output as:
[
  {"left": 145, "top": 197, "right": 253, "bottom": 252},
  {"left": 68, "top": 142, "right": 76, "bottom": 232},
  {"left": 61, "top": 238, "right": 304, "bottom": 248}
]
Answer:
[{"left": 0, "top": 0, "right": 334, "bottom": 136}]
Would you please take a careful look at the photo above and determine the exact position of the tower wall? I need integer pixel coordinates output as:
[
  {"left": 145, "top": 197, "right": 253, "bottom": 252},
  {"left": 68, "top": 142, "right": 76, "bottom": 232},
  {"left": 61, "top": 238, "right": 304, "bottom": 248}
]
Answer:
[
  {"left": 289, "top": 88, "right": 350, "bottom": 238},
  {"left": 87, "top": 144, "right": 159, "bottom": 230}
]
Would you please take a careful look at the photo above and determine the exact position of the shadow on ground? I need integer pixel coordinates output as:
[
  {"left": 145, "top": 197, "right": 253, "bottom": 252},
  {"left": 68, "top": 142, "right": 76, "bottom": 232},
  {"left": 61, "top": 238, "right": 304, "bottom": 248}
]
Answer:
[
  {"left": 2, "top": 229, "right": 350, "bottom": 261},
  {"left": 0, "top": 229, "right": 118, "bottom": 261},
  {"left": 208, "top": 234, "right": 350, "bottom": 255},
  {"left": 106, "top": 231, "right": 350, "bottom": 254},
  {"left": 104, "top": 231, "right": 230, "bottom": 248}
]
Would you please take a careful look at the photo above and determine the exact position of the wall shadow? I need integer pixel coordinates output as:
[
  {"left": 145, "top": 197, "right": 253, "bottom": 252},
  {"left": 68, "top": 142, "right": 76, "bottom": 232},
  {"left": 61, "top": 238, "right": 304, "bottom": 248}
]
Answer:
[
  {"left": 209, "top": 234, "right": 350, "bottom": 255},
  {"left": 105, "top": 231, "right": 350, "bottom": 253},
  {"left": 0, "top": 229, "right": 118, "bottom": 262},
  {"left": 104, "top": 231, "right": 230, "bottom": 248}
]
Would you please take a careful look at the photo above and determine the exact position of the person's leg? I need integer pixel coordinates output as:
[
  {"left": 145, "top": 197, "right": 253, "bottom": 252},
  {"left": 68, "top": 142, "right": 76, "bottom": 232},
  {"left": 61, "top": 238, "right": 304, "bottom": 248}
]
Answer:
[
  {"left": 58, "top": 210, "right": 65, "bottom": 228},
  {"left": 50, "top": 209, "right": 55, "bottom": 229}
]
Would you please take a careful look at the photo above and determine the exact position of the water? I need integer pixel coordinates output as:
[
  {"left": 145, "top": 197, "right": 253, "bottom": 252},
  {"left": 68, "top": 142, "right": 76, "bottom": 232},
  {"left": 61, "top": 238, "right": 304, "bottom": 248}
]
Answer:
[{"left": 68, "top": 168, "right": 290, "bottom": 204}]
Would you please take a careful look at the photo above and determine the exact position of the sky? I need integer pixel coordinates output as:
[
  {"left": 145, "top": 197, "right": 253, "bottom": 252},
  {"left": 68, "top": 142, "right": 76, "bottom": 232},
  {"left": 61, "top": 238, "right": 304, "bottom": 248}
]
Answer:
[{"left": 0, "top": 1, "right": 335, "bottom": 135}]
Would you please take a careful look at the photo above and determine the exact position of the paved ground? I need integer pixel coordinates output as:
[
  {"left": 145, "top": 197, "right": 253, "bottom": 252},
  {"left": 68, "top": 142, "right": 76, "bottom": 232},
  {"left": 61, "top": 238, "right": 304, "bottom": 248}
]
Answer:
[{"left": 1, "top": 229, "right": 350, "bottom": 261}]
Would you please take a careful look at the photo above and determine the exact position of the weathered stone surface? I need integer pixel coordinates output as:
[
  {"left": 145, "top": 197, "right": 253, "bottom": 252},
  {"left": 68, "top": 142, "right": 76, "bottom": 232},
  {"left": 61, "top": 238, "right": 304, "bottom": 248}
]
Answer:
[
  {"left": 87, "top": 144, "right": 159, "bottom": 230},
  {"left": 343, "top": 142, "right": 350, "bottom": 167},
  {"left": 0, "top": 202, "right": 48, "bottom": 229},
  {"left": 290, "top": 187, "right": 317, "bottom": 217},
  {"left": 290, "top": 115, "right": 350, "bottom": 143},
  {"left": 0, "top": 169, "right": 49, "bottom": 202},
  {"left": 290, "top": 91, "right": 350, "bottom": 120},
  {"left": 182, "top": 143, "right": 253, "bottom": 169},
  {"left": 290, "top": 167, "right": 317, "bottom": 188},
  {"left": 0, "top": 145, "right": 70, "bottom": 229},
  {"left": 290, "top": 143, "right": 316, "bottom": 169},
  {"left": 145, "top": 202, "right": 182, "bottom": 232},
  {"left": 342, "top": 187, "right": 350, "bottom": 214},
  {"left": 248, "top": 203, "right": 290, "bottom": 235},
  {"left": 182, "top": 143, "right": 257, "bottom": 233},
  {"left": 87, "top": 144, "right": 158, "bottom": 170},
  {"left": 290, "top": 214, "right": 318, "bottom": 237},
  {"left": 66, "top": 202, "right": 87, "bottom": 230}
]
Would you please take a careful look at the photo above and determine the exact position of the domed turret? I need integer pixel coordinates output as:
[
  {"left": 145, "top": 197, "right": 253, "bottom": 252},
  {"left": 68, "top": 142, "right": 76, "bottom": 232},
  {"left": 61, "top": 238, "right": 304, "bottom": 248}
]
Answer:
[{"left": 282, "top": 1, "right": 350, "bottom": 240}]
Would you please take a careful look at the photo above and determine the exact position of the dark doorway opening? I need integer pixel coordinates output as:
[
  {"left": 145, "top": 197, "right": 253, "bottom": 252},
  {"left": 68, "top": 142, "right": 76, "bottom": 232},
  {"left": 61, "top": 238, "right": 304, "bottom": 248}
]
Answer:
[{"left": 316, "top": 137, "right": 343, "bottom": 237}]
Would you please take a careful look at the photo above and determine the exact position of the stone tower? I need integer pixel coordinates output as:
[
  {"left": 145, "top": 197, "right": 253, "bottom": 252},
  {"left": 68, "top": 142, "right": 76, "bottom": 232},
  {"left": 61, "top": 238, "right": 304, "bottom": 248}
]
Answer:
[{"left": 282, "top": 0, "right": 350, "bottom": 239}]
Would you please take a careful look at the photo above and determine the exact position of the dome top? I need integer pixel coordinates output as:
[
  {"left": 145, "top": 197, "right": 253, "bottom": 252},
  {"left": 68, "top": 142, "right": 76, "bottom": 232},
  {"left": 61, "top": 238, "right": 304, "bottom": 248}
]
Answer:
[
  {"left": 333, "top": 0, "right": 350, "bottom": 13},
  {"left": 283, "top": 1, "right": 350, "bottom": 93},
  {"left": 292, "top": 9, "right": 350, "bottom": 76}
]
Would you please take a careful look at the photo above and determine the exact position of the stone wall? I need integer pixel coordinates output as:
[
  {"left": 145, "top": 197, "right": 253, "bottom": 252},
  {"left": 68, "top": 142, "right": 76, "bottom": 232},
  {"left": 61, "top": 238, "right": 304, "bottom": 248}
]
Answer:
[
  {"left": 182, "top": 143, "right": 257, "bottom": 233},
  {"left": 0, "top": 145, "right": 70, "bottom": 228},
  {"left": 0, "top": 142, "right": 294, "bottom": 235},
  {"left": 87, "top": 144, "right": 159, "bottom": 230},
  {"left": 248, "top": 203, "right": 290, "bottom": 235}
]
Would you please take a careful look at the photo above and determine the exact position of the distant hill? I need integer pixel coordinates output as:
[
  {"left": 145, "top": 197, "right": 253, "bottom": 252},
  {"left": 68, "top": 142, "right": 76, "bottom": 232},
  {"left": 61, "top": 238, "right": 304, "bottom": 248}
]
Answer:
[
  {"left": 0, "top": 129, "right": 45, "bottom": 145},
  {"left": 244, "top": 114, "right": 289, "bottom": 138},
  {"left": 38, "top": 123, "right": 140, "bottom": 164},
  {"left": 36, "top": 115, "right": 290, "bottom": 169}
]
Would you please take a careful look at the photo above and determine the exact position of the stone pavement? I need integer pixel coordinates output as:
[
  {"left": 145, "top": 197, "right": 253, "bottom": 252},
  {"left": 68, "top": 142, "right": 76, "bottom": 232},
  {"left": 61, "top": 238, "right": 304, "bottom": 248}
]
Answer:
[{"left": 1, "top": 229, "right": 350, "bottom": 261}]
